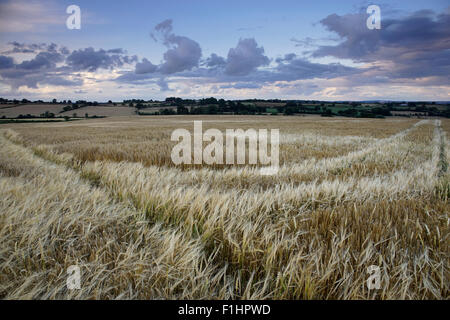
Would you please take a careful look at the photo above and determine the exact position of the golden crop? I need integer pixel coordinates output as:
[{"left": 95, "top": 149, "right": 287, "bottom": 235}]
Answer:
[{"left": 0, "top": 116, "right": 448, "bottom": 299}]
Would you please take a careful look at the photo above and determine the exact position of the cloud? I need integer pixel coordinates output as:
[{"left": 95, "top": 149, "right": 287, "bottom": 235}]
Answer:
[
  {"left": 275, "top": 54, "right": 357, "bottom": 80},
  {"left": 0, "top": 65, "right": 82, "bottom": 89},
  {"left": 0, "top": 43, "right": 135, "bottom": 90},
  {"left": 66, "top": 47, "right": 136, "bottom": 72},
  {"left": 157, "top": 78, "right": 170, "bottom": 91},
  {"left": 137, "top": 19, "right": 202, "bottom": 77},
  {"left": 312, "top": 9, "right": 450, "bottom": 79},
  {"left": 107, "top": 48, "right": 126, "bottom": 54},
  {"left": 3, "top": 42, "right": 38, "bottom": 54},
  {"left": 153, "top": 19, "right": 202, "bottom": 75},
  {"left": 135, "top": 58, "right": 158, "bottom": 74},
  {"left": 122, "top": 11, "right": 448, "bottom": 97},
  {"left": 275, "top": 53, "right": 296, "bottom": 63},
  {"left": 117, "top": 37, "right": 359, "bottom": 93},
  {"left": 3, "top": 10, "right": 442, "bottom": 100},
  {"left": 18, "top": 51, "right": 64, "bottom": 70},
  {"left": 41, "top": 76, "right": 82, "bottom": 87},
  {"left": 220, "top": 82, "right": 261, "bottom": 89},
  {"left": 0, "top": 43, "right": 74, "bottom": 89},
  {"left": 0, "top": 56, "right": 15, "bottom": 69},
  {"left": 2, "top": 42, "right": 69, "bottom": 55},
  {"left": 139, "top": 29, "right": 269, "bottom": 80},
  {"left": 115, "top": 71, "right": 155, "bottom": 84},
  {"left": 159, "top": 35, "right": 202, "bottom": 74},
  {"left": 205, "top": 53, "right": 226, "bottom": 68},
  {"left": 152, "top": 19, "right": 174, "bottom": 42},
  {"left": 225, "top": 38, "right": 270, "bottom": 76}
]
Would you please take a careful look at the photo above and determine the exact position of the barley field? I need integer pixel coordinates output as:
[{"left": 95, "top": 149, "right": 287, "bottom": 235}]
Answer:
[{"left": 0, "top": 116, "right": 448, "bottom": 299}]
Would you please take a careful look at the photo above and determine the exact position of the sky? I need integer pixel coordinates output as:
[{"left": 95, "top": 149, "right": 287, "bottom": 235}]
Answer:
[{"left": 0, "top": 0, "right": 449, "bottom": 101}]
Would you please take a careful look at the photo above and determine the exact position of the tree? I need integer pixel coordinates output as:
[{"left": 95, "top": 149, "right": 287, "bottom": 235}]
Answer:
[
  {"left": 177, "top": 106, "right": 189, "bottom": 115},
  {"left": 161, "top": 108, "right": 176, "bottom": 115},
  {"left": 52, "top": 99, "right": 57, "bottom": 104},
  {"left": 85, "top": 113, "right": 89, "bottom": 118},
  {"left": 41, "top": 111, "right": 55, "bottom": 118},
  {"left": 321, "top": 108, "right": 333, "bottom": 117},
  {"left": 286, "top": 101, "right": 297, "bottom": 107},
  {"left": 206, "top": 105, "right": 218, "bottom": 114},
  {"left": 284, "top": 106, "right": 297, "bottom": 115}
]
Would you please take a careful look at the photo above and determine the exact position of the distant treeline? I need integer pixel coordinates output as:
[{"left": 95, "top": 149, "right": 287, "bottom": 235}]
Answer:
[
  {"left": 2, "top": 97, "right": 449, "bottom": 118},
  {"left": 135, "top": 98, "right": 450, "bottom": 118},
  {"left": 0, "top": 98, "right": 101, "bottom": 105}
]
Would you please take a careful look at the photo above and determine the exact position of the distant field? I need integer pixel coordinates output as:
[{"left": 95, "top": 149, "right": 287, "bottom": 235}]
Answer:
[
  {"left": 254, "top": 101, "right": 286, "bottom": 107},
  {"left": 0, "top": 104, "right": 137, "bottom": 118},
  {"left": 60, "top": 106, "right": 136, "bottom": 117},
  {"left": 0, "top": 118, "right": 66, "bottom": 124},
  {"left": 0, "top": 116, "right": 448, "bottom": 299},
  {"left": 0, "top": 104, "right": 65, "bottom": 117}
]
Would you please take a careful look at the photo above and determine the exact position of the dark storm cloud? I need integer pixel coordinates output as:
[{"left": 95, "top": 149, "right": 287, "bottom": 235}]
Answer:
[
  {"left": 312, "top": 9, "right": 450, "bottom": 79},
  {"left": 225, "top": 38, "right": 270, "bottom": 76}
]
